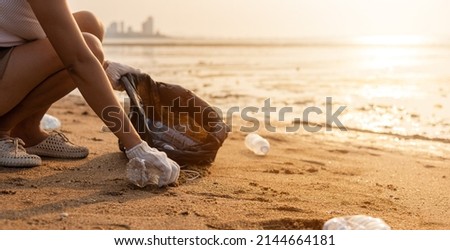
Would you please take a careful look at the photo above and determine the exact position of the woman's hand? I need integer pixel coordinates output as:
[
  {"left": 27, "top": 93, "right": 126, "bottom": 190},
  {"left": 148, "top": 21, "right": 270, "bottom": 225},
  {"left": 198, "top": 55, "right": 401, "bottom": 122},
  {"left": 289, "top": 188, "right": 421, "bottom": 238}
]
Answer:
[{"left": 125, "top": 141, "right": 180, "bottom": 187}]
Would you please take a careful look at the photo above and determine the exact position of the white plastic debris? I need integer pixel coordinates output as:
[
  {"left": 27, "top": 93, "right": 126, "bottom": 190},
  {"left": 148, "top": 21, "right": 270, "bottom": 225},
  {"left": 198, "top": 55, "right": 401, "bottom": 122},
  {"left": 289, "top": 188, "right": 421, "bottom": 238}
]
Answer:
[
  {"left": 126, "top": 158, "right": 162, "bottom": 188},
  {"left": 323, "top": 215, "right": 391, "bottom": 230},
  {"left": 40, "top": 114, "right": 61, "bottom": 130}
]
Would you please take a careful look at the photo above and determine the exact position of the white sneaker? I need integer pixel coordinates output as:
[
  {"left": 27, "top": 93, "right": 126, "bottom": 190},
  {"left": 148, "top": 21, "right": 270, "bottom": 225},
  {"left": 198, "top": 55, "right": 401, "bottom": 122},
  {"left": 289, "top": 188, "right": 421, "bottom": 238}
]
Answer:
[
  {"left": 25, "top": 131, "right": 89, "bottom": 159},
  {"left": 0, "top": 138, "right": 41, "bottom": 167}
]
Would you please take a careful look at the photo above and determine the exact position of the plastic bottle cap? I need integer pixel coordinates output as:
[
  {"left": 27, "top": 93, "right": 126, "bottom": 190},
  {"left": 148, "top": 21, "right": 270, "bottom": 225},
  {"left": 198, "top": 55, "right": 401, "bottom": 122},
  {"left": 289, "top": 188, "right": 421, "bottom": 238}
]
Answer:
[{"left": 260, "top": 146, "right": 269, "bottom": 154}]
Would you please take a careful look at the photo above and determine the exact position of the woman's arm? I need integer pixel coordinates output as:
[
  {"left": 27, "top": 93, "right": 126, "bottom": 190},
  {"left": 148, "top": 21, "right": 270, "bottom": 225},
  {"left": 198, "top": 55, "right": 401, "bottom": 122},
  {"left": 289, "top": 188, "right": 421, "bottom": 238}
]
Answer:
[
  {"left": 27, "top": 0, "right": 179, "bottom": 186},
  {"left": 27, "top": 0, "right": 141, "bottom": 149}
]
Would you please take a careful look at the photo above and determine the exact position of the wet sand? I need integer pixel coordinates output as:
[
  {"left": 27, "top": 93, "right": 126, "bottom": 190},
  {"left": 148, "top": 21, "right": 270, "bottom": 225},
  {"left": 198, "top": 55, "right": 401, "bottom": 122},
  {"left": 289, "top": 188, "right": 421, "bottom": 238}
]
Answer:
[{"left": 0, "top": 95, "right": 449, "bottom": 230}]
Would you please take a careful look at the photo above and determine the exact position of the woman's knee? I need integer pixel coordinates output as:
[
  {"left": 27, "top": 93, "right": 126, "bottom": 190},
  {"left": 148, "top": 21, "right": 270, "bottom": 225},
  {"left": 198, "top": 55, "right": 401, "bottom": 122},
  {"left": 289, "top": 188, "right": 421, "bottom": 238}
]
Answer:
[
  {"left": 74, "top": 11, "right": 104, "bottom": 41},
  {"left": 83, "top": 33, "right": 104, "bottom": 63}
]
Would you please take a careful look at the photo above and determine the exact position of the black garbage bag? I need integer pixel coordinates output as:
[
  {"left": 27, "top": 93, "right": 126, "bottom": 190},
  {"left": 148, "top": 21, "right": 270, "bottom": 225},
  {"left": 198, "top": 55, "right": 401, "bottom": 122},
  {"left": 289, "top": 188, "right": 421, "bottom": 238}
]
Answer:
[{"left": 118, "top": 73, "right": 229, "bottom": 166}]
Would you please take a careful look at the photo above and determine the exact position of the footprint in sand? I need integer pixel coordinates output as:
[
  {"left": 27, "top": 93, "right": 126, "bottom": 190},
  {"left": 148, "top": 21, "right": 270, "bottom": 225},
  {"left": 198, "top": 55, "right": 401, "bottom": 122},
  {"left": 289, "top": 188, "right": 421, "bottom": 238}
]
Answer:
[
  {"left": 328, "top": 149, "right": 350, "bottom": 154},
  {"left": 272, "top": 206, "right": 306, "bottom": 213},
  {"left": 0, "top": 190, "right": 16, "bottom": 195},
  {"left": 301, "top": 160, "right": 326, "bottom": 166},
  {"left": 259, "top": 218, "right": 324, "bottom": 230}
]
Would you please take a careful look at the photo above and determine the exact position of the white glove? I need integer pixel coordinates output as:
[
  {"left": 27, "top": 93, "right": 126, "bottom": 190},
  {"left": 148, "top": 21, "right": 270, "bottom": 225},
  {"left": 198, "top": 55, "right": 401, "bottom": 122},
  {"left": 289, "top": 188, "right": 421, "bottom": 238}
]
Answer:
[
  {"left": 125, "top": 141, "right": 180, "bottom": 187},
  {"left": 105, "top": 60, "right": 141, "bottom": 91}
]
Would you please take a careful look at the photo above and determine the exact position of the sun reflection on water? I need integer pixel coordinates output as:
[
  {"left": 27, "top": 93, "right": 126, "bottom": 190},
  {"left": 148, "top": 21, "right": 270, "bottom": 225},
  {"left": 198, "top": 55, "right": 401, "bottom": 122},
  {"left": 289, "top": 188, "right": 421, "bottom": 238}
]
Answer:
[
  {"left": 359, "top": 84, "right": 420, "bottom": 99},
  {"left": 355, "top": 35, "right": 432, "bottom": 46}
]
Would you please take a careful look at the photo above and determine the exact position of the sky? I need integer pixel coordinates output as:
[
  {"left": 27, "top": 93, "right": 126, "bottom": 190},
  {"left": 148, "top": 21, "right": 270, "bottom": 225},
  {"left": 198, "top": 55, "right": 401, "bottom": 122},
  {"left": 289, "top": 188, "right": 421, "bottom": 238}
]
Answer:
[{"left": 68, "top": 0, "right": 450, "bottom": 39}]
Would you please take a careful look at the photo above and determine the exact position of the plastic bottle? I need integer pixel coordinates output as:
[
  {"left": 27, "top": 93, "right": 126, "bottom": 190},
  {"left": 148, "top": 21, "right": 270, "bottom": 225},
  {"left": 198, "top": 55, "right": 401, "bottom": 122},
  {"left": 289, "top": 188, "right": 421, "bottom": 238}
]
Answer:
[
  {"left": 245, "top": 133, "right": 270, "bottom": 156},
  {"left": 323, "top": 215, "right": 391, "bottom": 230},
  {"left": 126, "top": 158, "right": 163, "bottom": 187},
  {"left": 147, "top": 120, "right": 197, "bottom": 149},
  {"left": 40, "top": 114, "right": 61, "bottom": 130}
]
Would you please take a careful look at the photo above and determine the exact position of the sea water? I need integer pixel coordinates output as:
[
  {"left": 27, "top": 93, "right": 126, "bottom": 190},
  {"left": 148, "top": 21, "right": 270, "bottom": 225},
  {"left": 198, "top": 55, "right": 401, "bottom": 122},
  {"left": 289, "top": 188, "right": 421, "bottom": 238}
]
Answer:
[{"left": 100, "top": 37, "right": 450, "bottom": 157}]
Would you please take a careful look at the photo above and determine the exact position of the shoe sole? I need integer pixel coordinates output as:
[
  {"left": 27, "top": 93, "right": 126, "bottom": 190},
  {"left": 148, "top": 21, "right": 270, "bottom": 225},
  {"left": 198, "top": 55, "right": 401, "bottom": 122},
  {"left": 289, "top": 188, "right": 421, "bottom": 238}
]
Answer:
[
  {"left": 0, "top": 158, "right": 41, "bottom": 168},
  {"left": 25, "top": 148, "right": 89, "bottom": 159}
]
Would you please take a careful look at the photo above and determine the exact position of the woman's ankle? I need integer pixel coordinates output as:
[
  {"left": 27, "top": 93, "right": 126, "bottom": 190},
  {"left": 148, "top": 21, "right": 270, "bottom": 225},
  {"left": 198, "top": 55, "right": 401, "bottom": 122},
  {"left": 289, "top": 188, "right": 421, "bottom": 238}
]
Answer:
[
  {"left": 0, "top": 131, "right": 11, "bottom": 140},
  {"left": 10, "top": 126, "right": 48, "bottom": 147}
]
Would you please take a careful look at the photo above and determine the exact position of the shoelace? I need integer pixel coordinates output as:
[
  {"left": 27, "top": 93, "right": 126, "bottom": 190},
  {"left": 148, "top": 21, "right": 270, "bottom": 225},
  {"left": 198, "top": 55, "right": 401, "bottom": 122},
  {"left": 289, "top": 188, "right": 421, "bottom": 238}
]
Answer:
[
  {"left": 52, "top": 131, "right": 72, "bottom": 144},
  {"left": 0, "top": 138, "right": 26, "bottom": 155},
  {"left": 13, "top": 138, "right": 26, "bottom": 155}
]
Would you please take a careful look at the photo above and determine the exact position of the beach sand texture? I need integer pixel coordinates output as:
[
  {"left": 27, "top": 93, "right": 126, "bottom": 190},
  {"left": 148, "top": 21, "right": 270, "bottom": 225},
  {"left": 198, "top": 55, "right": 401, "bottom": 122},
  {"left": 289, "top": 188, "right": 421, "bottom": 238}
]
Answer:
[{"left": 0, "top": 95, "right": 449, "bottom": 230}]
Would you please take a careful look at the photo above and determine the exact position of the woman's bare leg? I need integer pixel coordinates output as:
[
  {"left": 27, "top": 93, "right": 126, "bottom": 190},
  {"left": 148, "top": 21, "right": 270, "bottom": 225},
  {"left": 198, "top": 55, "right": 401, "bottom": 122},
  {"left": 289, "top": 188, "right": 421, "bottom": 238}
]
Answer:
[
  {"left": 0, "top": 38, "right": 140, "bottom": 149},
  {"left": 0, "top": 11, "right": 124, "bottom": 147},
  {"left": 0, "top": 11, "right": 104, "bottom": 142},
  {"left": 73, "top": 11, "right": 104, "bottom": 41},
  {"left": 8, "top": 70, "right": 76, "bottom": 146},
  {"left": 0, "top": 34, "right": 100, "bottom": 145}
]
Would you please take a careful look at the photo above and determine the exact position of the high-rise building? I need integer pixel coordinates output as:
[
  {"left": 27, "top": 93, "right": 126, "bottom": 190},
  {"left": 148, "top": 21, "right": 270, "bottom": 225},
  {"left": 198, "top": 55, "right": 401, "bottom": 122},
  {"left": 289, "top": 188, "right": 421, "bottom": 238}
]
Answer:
[
  {"left": 120, "top": 21, "right": 124, "bottom": 34},
  {"left": 106, "top": 22, "right": 118, "bottom": 35},
  {"left": 142, "top": 17, "right": 154, "bottom": 36}
]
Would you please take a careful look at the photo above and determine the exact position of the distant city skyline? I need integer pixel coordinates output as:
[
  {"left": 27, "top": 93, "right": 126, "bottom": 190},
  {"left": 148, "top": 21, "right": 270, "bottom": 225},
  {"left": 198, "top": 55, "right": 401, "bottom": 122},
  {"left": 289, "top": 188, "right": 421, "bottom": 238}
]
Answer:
[{"left": 105, "top": 16, "right": 165, "bottom": 38}]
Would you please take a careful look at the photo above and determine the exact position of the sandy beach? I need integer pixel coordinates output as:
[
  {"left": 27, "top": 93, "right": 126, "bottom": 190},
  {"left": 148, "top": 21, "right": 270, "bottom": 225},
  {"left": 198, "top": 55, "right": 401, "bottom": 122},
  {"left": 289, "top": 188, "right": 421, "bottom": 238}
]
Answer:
[{"left": 0, "top": 94, "right": 448, "bottom": 230}]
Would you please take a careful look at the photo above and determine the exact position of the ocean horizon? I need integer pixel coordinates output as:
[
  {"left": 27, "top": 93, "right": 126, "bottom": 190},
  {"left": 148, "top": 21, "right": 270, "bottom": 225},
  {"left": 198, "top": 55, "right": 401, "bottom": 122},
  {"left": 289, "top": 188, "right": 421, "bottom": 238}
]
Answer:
[
  {"left": 103, "top": 35, "right": 450, "bottom": 47},
  {"left": 68, "top": 35, "right": 450, "bottom": 157}
]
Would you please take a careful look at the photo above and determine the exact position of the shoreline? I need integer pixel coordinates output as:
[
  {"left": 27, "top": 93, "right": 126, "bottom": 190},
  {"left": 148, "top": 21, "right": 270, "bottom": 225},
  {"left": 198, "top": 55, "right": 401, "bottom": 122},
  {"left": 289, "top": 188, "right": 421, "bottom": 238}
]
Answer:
[{"left": 0, "top": 95, "right": 449, "bottom": 230}]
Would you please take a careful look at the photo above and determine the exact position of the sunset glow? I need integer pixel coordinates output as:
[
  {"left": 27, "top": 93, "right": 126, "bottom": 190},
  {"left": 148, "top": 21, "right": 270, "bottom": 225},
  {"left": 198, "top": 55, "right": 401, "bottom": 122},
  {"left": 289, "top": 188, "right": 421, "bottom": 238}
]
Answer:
[{"left": 68, "top": 0, "right": 450, "bottom": 39}]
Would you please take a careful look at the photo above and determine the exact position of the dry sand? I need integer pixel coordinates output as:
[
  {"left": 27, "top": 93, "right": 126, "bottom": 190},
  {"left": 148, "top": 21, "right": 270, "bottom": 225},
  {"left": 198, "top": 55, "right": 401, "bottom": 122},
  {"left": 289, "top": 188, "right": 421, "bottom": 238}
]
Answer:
[{"left": 1, "top": 95, "right": 449, "bottom": 230}]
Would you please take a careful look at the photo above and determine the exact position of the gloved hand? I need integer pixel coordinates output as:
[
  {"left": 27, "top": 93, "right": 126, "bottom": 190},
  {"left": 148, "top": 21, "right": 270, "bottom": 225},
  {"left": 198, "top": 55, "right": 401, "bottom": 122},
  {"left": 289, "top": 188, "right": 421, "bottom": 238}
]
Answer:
[
  {"left": 125, "top": 141, "right": 180, "bottom": 187},
  {"left": 105, "top": 60, "right": 141, "bottom": 91}
]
